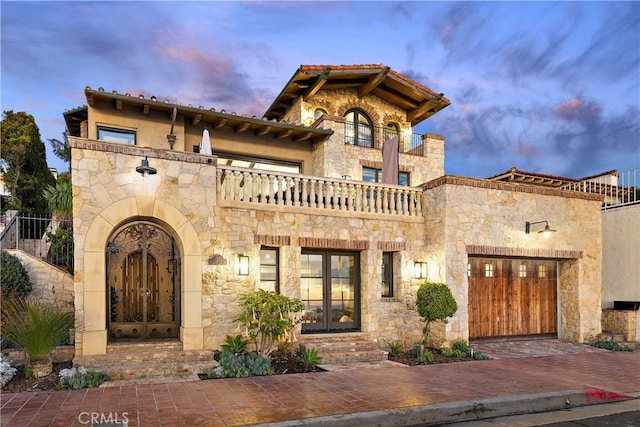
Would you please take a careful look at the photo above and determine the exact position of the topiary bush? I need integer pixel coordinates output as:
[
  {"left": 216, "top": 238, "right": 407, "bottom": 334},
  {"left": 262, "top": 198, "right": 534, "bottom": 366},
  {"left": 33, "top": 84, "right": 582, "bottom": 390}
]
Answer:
[
  {"left": 0, "top": 250, "right": 33, "bottom": 298},
  {"left": 416, "top": 282, "right": 457, "bottom": 345}
]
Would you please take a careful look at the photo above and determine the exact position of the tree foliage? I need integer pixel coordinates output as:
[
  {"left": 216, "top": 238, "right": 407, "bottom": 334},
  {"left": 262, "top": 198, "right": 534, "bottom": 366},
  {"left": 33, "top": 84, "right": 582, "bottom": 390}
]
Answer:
[
  {"left": 47, "top": 131, "right": 71, "bottom": 164},
  {"left": 1, "top": 111, "right": 55, "bottom": 213},
  {"left": 416, "top": 282, "right": 458, "bottom": 344}
]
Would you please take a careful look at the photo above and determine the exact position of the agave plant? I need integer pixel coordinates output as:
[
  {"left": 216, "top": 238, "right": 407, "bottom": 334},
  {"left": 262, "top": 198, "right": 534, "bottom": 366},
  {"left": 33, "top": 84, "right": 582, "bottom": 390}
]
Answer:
[{"left": 1, "top": 298, "right": 73, "bottom": 378}]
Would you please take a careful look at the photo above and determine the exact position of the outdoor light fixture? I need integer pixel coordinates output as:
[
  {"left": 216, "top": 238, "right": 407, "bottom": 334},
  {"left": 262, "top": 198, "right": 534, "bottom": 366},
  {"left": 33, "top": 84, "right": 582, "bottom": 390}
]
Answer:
[
  {"left": 525, "top": 220, "right": 556, "bottom": 238},
  {"left": 414, "top": 261, "right": 427, "bottom": 279},
  {"left": 238, "top": 255, "right": 249, "bottom": 276},
  {"left": 135, "top": 156, "right": 157, "bottom": 177}
]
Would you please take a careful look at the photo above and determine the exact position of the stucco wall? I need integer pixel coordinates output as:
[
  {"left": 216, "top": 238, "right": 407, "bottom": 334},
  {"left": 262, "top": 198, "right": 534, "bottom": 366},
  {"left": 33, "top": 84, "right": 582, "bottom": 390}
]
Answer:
[
  {"left": 423, "top": 176, "right": 604, "bottom": 343},
  {"left": 601, "top": 204, "right": 640, "bottom": 307}
]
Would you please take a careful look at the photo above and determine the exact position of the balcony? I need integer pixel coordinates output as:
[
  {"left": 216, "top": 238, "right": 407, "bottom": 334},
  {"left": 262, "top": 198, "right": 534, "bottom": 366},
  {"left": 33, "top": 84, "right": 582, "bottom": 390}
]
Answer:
[
  {"left": 344, "top": 122, "right": 426, "bottom": 156},
  {"left": 216, "top": 165, "right": 423, "bottom": 218}
]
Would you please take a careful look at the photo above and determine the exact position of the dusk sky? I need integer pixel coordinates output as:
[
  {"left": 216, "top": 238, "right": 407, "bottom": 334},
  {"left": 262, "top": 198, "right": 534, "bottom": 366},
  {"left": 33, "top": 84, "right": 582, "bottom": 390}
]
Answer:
[{"left": 2, "top": 1, "right": 639, "bottom": 179}]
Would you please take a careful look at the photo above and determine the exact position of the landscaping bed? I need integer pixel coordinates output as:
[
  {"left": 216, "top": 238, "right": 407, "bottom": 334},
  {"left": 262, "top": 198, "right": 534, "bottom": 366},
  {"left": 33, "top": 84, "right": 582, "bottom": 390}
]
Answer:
[{"left": 2, "top": 361, "right": 72, "bottom": 393}]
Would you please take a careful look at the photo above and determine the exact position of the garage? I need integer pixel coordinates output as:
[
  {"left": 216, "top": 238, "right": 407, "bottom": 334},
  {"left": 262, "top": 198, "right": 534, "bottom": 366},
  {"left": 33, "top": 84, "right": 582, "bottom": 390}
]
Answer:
[{"left": 468, "top": 257, "right": 558, "bottom": 339}]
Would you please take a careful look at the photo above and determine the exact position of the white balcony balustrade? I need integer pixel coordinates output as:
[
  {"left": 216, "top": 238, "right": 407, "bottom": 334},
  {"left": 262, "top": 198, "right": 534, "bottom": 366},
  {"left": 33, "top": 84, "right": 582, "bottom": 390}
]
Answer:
[{"left": 216, "top": 166, "right": 423, "bottom": 217}]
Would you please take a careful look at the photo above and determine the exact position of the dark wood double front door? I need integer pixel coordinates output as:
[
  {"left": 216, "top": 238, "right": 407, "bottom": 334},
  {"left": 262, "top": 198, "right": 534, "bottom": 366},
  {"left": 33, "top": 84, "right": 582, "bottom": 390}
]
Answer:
[{"left": 107, "top": 221, "right": 180, "bottom": 340}]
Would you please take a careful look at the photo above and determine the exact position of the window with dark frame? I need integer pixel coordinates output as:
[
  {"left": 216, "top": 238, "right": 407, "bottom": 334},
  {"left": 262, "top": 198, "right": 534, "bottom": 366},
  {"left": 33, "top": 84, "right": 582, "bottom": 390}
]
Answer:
[
  {"left": 363, "top": 166, "right": 409, "bottom": 186},
  {"left": 97, "top": 126, "right": 136, "bottom": 145},
  {"left": 344, "top": 109, "right": 373, "bottom": 147},
  {"left": 381, "top": 252, "right": 394, "bottom": 297},
  {"left": 259, "top": 247, "right": 279, "bottom": 293}
]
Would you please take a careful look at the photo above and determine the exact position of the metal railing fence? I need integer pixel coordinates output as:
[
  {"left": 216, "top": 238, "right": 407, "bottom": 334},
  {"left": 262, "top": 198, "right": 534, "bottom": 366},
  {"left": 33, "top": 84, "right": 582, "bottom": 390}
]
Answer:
[
  {"left": 0, "top": 211, "right": 74, "bottom": 272},
  {"left": 562, "top": 167, "right": 639, "bottom": 210},
  {"left": 344, "top": 122, "right": 425, "bottom": 156}
]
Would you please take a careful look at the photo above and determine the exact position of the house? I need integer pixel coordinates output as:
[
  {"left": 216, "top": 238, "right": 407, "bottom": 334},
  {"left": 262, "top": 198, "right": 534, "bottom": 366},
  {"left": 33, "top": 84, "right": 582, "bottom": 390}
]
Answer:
[{"left": 62, "top": 64, "right": 606, "bottom": 373}]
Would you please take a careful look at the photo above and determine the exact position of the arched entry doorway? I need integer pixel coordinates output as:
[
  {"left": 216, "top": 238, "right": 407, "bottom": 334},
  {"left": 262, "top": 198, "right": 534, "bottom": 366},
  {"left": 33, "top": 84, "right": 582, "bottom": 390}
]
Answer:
[{"left": 106, "top": 220, "right": 181, "bottom": 340}]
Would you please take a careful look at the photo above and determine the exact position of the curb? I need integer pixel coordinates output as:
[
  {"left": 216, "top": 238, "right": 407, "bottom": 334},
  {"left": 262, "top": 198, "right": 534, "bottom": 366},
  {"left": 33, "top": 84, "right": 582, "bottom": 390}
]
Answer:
[{"left": 256, "top": 389, "right": 636, "bottom": 427}]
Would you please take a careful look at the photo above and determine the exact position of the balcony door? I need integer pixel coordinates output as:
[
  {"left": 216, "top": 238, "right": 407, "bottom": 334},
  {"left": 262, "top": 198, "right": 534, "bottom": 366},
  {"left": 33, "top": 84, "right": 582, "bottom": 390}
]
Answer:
[{"left": 300, "top": 251, "right": 360, "bottom": 333}]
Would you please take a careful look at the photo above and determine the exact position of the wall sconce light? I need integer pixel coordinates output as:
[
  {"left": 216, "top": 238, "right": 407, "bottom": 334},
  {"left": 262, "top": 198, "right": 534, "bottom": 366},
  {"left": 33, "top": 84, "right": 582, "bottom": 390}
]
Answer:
[
  {"left": 525, "top": 220, "right": 556, "bottom": 238},
  {"left": 238, "top": 255, "right": 249, "bottom": 276},
  {"left": 135, "top": 156, "right": 157, "bottom": 177},
  {"left": 414, "top": 261, "right": 427, "bottom": 279}
]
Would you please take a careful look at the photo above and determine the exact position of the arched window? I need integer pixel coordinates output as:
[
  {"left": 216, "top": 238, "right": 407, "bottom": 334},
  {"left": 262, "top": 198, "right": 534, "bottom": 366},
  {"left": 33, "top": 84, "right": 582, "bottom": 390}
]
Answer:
[
  {"left": 314, "top": 108, "right": 327, "bottom": 121},
  {"left": 344, "top": 109, "right": 373, "bottom": 147}
]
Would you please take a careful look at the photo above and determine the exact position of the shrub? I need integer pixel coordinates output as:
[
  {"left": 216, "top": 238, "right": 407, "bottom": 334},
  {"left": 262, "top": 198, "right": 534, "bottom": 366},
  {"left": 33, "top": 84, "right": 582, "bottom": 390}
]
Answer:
[
  {"left": 57, "top": 366, "right": 109, "bottom": 389},
  {"left": 473, "top": 351, "right": 492, "bottom": 360},
  {"left": 1, "top": 298, "right": 74, "bottom": 362},
  {"left": 235, "top": 289, "right": 304, "bottom": 357},
  {"left": 0, "top": 251, "right": 32, "bottom": 298},
  {"left": 416, "top": 346, "right": 433, "bottom": 363},
  {"left": 45, "top": 225, "right": 74, "bottom": 272},
  {"left": 591, "top": 340, "right": 634, "bottom": 352},
  {"left": 221, "top": 334, "right": 249, "bottom": 354},
  {"left": 0, "top": 355, "right": 17, "bottom": 388},
  {"left": 416, "top": 282, "right": 457, "bottom": 344},
  {"left": 211, "top": 351, "right": 274, "bottom": 378},
  {"left": 386, "top": 341, "right": 404, "bottom": 356},
  {"left": 300, "top": 347, "right": 323, "bottom": 367}
]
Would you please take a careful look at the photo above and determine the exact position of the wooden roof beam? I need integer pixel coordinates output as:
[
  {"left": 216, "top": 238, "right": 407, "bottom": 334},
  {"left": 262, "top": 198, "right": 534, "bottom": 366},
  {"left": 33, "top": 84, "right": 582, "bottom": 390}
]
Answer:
[
  {"left": 294, "top": 131, "right": 313, "bottom": 142},
  {"left": 358, "top": 66, "right": 390, "bottom": 98},
  {"left": 235, "top": 122, "right": 250, "bottom": 133},
  {"left": 276, "top": 129, "right": 293, "bottom": 140},
  {"left": 303, "top": 68, "right": 330, "bottom": 101},
  {"left": 115, "top": 99, "right": 122, "bottom": 110},
  {"left": 256, "top": 126, "right": 272, "bottom": 136},
  {"left": 407, "top": 94, "right": 443, "bottom": 123},
  {"left": 214, "top": 118, "right": 227, "bottom": 130}
]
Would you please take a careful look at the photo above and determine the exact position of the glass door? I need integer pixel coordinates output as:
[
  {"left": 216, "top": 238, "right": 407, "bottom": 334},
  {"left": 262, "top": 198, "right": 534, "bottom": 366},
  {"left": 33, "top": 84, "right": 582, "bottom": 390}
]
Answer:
[{"left": 301, "top": 251, "right": 359, "bottom": 333}]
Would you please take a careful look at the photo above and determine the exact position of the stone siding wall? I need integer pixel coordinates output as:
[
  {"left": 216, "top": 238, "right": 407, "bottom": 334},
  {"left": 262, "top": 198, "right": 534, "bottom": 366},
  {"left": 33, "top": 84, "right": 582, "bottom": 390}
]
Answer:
[
  {"left": 602, "top": 309, "right": 638, "bottom": 342},
  {"left": 71, "top": 139, "right": 428, "bottom": 354},
  {"left": 424, "top": 176, "right": 603, "bottom": 343}
]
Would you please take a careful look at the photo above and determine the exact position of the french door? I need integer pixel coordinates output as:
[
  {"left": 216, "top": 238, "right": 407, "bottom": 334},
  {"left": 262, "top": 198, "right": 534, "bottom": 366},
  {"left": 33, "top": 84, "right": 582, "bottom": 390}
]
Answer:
[{"left": 300, "top": 250, "right": 360, "bottom": 333}]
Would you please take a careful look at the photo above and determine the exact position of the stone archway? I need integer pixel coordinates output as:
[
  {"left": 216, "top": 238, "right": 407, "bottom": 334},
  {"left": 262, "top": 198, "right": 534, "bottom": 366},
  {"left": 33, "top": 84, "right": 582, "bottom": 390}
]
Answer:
[{"left": 76, "top": 197, "right": 204, "bottom": 356}]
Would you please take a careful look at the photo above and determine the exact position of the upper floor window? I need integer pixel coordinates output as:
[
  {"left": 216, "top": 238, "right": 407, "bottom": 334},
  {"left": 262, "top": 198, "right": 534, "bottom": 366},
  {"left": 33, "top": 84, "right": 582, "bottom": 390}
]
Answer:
[
  {"left": 216, "top": 153, "right": 301, "bottom": 174},
  {"left": 314, "top": 108, "right": 328, "bottom": 121},
  {"left": 363, "top": 166, "right": 409, "bottom": 186},
  {"left": 344, "top": 109, "right": 373, "bottom": 147},
  {"left": 97, "top": 126, "right": 136, "bottom": 145}
]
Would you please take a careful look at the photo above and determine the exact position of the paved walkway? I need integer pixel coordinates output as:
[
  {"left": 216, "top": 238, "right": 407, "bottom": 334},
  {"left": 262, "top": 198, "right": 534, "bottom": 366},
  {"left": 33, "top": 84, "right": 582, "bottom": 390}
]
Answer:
[{"left": 1, "top": 340, "right": 639, "bottom": 426}]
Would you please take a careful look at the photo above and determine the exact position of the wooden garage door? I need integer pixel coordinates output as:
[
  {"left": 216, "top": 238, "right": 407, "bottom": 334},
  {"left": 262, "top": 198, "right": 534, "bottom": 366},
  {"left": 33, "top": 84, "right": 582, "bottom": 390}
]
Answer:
[{"left": 468, "top": 257, "right": 557, "bottom": 339}]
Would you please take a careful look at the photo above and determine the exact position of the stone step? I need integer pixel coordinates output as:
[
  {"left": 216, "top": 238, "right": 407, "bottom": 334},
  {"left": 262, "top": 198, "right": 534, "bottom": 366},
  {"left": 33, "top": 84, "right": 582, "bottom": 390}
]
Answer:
[
  {"left": 74, "top": 357, "right": 217, "bottom": 381},
  {"left": 299, "top": 333, "right": 388, "bottom": 365},
  {"left": 74, "top": 345, "right": 218, "bottom": 380},
  {"left": 301, "top": 340, "right": 378, "bottom": 353},
  {"left": 106, "top": 340, "right": 184, "bottom": 354},
  {"left": 300, "top": 332, "right": 370, "bottom": 344},
  {"left": 316, "top": 349, "right": 389, "bottom": 364}
]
